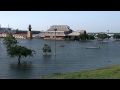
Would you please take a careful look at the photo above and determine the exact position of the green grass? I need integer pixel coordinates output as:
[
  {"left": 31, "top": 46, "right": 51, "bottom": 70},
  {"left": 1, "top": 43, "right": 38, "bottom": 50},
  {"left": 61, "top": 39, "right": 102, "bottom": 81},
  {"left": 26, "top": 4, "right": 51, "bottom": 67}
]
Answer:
[{"left": 40, "top": 64, "right": 120, "bottom": 79}]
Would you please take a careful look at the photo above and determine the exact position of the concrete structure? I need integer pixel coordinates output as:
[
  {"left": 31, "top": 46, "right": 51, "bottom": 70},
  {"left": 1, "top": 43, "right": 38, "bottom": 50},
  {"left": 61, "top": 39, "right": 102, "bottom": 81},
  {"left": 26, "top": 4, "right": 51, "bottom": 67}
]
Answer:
[
  {"left": 27, "top": 31, "right": 32, "bottom": 39},
  {"left": 27, "top": 24, "right": 32, "bottom": 39},
  {"left": 40, "top": 25, "right": 73, "bottom": 40}
]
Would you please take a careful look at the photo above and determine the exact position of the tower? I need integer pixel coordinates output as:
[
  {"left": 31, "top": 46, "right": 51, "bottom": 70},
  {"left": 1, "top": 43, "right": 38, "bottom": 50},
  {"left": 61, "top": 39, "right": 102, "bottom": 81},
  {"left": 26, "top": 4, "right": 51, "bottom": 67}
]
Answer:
[{"left": 27, "top": 24, "right": 32, "bottom": 39}]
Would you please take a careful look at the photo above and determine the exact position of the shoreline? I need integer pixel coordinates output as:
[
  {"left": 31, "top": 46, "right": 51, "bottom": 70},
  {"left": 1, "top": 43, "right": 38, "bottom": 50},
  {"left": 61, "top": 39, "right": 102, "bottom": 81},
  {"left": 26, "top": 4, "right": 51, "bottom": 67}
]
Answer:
[{"left": 40, "top": 64, "right": 120, "bottom": 79}]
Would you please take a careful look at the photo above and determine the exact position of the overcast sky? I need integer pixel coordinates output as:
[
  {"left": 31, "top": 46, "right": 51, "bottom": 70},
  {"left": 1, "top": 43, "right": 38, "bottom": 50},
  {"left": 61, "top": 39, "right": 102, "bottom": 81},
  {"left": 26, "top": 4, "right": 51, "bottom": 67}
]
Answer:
[{"left": 0, "top": 11, "right": 120, "bottom": 33}]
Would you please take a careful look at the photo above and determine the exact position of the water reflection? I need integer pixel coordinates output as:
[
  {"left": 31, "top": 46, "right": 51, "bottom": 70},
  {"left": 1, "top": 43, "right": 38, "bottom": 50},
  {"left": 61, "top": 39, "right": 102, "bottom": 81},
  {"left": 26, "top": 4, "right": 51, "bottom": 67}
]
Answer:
[
  {"left": 9, "top": 61, "right": 33, "bottom": 79},
  {"left": 43, "top": 54, "right": 52, "bottom": 58},
  {"left": 10, "top": 61, "right": 32, "bottom": 70}
]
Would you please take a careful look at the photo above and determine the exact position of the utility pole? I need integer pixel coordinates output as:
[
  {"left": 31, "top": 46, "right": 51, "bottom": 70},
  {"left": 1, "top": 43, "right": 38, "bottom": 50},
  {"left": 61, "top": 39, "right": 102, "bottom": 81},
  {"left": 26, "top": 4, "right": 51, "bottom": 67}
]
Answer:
[
  {"left": 54, "top": 29, "right": 57, "bottom": 56},
  {"left": 107, "top": 30, "right": 109, "bottom": 39}
]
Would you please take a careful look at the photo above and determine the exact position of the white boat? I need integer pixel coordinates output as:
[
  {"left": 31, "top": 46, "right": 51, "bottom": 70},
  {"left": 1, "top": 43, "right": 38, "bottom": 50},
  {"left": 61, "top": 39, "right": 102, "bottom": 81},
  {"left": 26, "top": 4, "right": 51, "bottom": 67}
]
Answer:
[
  {"left": 85, "top": 47, "right": 100, "bottom": 49},
  {"left": 85, "top": 43, "right": 100, "bottom": 49}
]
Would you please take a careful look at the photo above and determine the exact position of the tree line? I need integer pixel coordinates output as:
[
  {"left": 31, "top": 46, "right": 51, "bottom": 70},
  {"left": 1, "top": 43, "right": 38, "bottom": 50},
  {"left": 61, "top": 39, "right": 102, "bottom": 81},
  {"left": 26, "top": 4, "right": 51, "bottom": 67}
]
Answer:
[
  {"left": 3, "top": 33, "right": 52, "bottom": 65},
  {"left": 16, "top": 29, "right": 40, "bottom": 34}
]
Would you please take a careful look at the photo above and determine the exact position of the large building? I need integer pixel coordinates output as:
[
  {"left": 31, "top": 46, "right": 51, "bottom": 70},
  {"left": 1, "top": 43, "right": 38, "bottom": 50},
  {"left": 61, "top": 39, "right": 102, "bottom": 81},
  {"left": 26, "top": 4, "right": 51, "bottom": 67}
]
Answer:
[{"left": 40, "top": 25, "right": 73, "bottom": 40}]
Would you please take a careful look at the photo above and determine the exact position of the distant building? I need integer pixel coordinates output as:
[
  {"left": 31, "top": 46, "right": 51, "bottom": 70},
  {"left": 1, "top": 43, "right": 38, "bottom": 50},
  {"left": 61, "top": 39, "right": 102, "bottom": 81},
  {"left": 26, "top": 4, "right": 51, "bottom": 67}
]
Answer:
[
  {"left": 0, "top": 24, "right": 16, "bottom": 34},
  {"left": 0, "top": 27, "right": 16, "bottom": 34},
  {"left": 0, "top": 33, "right": 27, "bottom": 39},
  {"left": 40, "top": 25, "right": 73, "bottom": 40}
]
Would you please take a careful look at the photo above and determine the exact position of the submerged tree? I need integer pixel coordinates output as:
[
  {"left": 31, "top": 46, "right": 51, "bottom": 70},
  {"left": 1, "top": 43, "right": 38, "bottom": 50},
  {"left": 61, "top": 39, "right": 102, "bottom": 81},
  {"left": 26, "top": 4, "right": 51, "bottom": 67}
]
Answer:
[
  {"left": 88, "top": 35, "right": 95, "bottom": 40},
  {"left": 113, "top": 34, "right": 120, "bottom": 41},
  {"left": 97, "top": 33, "right": 107, "bottom": 42},
  {"left": 78, "top": 34, "right": 88, "bottom": 41},
  {"left": 7, "top": 45, "right": 35, "bottom": 64},
  {"left": 3, "top": 33, "right": 35, "bottom": 64},
  {"left": 42, "top": 44, "right": 52, "bottom": 55}
]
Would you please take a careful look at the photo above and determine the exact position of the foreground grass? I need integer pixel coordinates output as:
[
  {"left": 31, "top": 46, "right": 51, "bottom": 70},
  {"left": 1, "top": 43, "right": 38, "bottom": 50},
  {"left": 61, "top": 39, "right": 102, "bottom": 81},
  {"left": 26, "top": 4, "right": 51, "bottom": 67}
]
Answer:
[{"left": 41, "top": 64, "right": 120, "bottom": 79}]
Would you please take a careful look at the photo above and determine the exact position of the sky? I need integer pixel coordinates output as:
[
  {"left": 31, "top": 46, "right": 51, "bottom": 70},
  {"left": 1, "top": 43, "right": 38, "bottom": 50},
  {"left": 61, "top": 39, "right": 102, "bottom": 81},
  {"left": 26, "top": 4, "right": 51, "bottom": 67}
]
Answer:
[{"left": 0, "top": 11, "right": 120, "bottom": 33}]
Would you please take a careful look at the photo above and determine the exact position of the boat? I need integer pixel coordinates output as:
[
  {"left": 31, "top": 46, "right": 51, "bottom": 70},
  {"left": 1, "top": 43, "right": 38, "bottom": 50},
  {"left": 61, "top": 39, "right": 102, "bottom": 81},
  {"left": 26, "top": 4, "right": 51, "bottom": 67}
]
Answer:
[
  {"left": 85, "top": 47, "right": 100, "bottom": 49},
  {"left": 85, "top": 43, "right": 100, "bottom": 49},
  {"left": 59, "top": 44, "right": 64, "bottom": 47}
]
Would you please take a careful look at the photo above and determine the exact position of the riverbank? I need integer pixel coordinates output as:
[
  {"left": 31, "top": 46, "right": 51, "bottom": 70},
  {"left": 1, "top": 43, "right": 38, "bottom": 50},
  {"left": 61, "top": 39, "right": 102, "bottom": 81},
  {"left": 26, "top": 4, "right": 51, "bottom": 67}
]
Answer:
[{"left": 41, "top": 64, "right": 120, "bottom": 79}]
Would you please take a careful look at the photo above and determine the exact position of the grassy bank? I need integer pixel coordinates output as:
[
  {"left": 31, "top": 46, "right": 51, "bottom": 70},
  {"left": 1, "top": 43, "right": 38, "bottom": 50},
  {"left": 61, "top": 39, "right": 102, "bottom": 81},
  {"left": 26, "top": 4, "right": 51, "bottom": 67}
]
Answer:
[{"left": 41, "top": 64, "right": 120, "bottom": 79}]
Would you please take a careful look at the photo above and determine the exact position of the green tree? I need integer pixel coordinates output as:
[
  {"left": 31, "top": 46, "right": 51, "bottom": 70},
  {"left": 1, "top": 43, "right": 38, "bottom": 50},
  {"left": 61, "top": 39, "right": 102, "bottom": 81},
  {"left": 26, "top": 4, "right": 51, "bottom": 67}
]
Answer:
[
  {"left": 3, "top": 33, "right": 18, "bottom": 47},
  {"left": 78, "top": 34, "right": 88, "bottom": 41},
  {"left": 88, "top": 35, "right": 95, "bottom": 40},
  {"left": 7, "top": 45, "right": 35, "bottom": 64},
  {"left": 97, "top": 33, "right": 107, "bottom": 42},
  {"left": 65, "top": 37, "right": 70, "bottom": 41},
  {"left": 3, "top": 33, "right": 35, "bottom": 64},
  {"left": 70, "top": 36, "right": 75, "bottom": 41},
  {"left": 42, "top": 44, "right": 52, "bottom": 55},
  {"left": 113, "top": 34, "right": 120, "bottom": 41},
  {"left": 16, "top": 29, "right": 19, "bottom": 34}
]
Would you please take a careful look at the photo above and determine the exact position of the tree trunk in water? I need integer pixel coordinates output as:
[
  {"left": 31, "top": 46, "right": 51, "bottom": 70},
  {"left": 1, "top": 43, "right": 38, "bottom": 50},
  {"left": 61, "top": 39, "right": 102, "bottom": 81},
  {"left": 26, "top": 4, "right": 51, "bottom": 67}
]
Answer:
[{"left": 18, "top": 56, "right": 21, "bottom": 65}]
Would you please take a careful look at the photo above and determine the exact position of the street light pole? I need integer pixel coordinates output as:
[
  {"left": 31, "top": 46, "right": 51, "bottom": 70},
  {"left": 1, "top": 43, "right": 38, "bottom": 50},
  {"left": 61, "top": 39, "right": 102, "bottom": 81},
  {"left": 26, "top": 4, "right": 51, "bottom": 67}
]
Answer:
[
  {"left": 54, "top": 29, "right": 57, "bottom": 56},
  {"left": 107, "top": 30, "right": 109, "bottom": 39}
]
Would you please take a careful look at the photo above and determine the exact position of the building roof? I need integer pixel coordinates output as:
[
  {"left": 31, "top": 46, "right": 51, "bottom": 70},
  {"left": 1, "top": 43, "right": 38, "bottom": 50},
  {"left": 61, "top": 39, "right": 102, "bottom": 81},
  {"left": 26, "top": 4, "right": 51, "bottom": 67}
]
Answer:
[
  {"left": 47, "top": 25, "right": 72, "bottom": 31},
  {"left": 41, "top": 31, "right": 65, "bottom": 33},
  {"left": 0, "top": 27, "right": 16, "bottom": 34}
]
